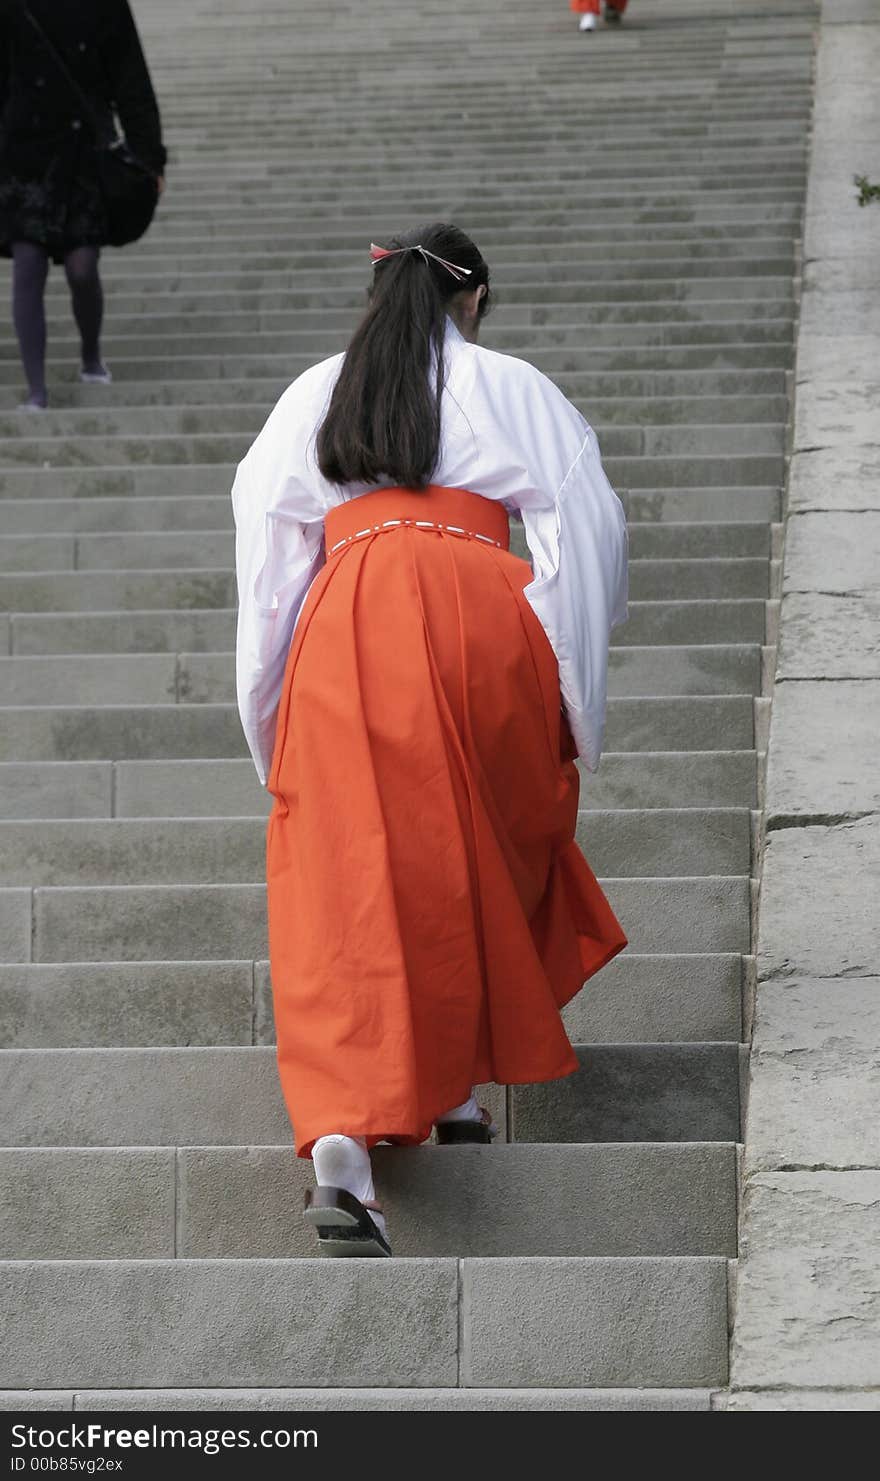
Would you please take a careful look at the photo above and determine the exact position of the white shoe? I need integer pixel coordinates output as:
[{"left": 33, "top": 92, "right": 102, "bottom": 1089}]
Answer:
[
  {"left": 80, "top": 365, "right": 112, "bottom": 385},
  {"left": 578, "top": 13, "right": 597, "bottom": 29}
]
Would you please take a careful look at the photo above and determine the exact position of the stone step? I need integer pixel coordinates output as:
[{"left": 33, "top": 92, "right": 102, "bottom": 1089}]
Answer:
[
  {"left": 0, "top": 1142, "right": 737, "bottom": 1260},
  {"left": 104, "top": 182, "right": 805, "bottom": 214},
  {"left": 0, "top": 0, "right": 813, "bottom": 1402},
  {"left": 68, "top": 219, "right": 797, "bottom": 250},
  {"left": 103, "top": 211, "right": 797, "bottom": 244},
  {"left": 0, "top": 400, "right": 789, "bottom": 452},
  {"left": 510, "top": 1044, "right": 742, "bottom": 1144},
  {"left": 0, "top": 695, "right": 756, "bottom": 763},
  {"left": 0, "top": 558, "right": 770, "bottom": 612},
  {"left": 0, "top": 874, "right": 752, "bottom": 963},
  {"left": 0, "top": 647, "right": 763, "bottom": 707},
  {"left": 0, "top": 309, "right": 797, "bottom": 357},
  {"left": 125, "top": 168, "right": 808, "bottom": 194},
  {"left": 0, "top": 1256, "right": 729, "bottom": 1390},
  {"left": 3, "top": 599, "right": 769, "bottom": 656},
  {"left": 0, "top": 427, "right": 785, "bottom": 470},
  {"left": 0, "top": 808, "right": 753, "bottom": 886},
  {"left": 13, "top": 299, "right": 794, "bottom": 340},
  {"left": 0, "top": 952, "right": 747, "bottom": 1049},
  {"left": 0, "top": 751, "right": 757, "bottom": 821},
  {"left": 1, "top": 368, "right": 789, "bottom": 415},
  {"left": 38, "top": 259, "right": 795, "bottom": 310},
  {"left": 63, "top": 239, "right": 800, "bottom": 278},
  {"left": 0, "top": 1045, "right": 740, "bottom": 1147},
  {"left": 34, "top": 276, "right": 795, "bottom": 310},
  {"left": 0, "top": 343, "right": 795, "bottom": 395},
  {"left": 83, "top": 158, "right": 803, "bottom": 189},
  {"left": 0, "top": 1387, "right": 716, "bottom": 1412},
  {"left": 621, "top": 489, "right": 782, "bottom": 522},
  {"left": 0, "top": 520, "right": 772, "bottom": 564},
  {"left": 0, "top": 486, "right": 784, "bottom": 536},
  {"left": 0, "top": 286, "right": 797, "bottom": 334}
]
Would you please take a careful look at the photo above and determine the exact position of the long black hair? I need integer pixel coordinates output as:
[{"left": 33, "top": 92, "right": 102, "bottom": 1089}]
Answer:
[{"left": 316, "top": 223, "right": 491, "bottom": 489}]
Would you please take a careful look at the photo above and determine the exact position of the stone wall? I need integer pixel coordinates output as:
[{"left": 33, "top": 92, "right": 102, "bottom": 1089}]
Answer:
[{"left": 727, "top": 0, "right": 880, "bottom": 1411}]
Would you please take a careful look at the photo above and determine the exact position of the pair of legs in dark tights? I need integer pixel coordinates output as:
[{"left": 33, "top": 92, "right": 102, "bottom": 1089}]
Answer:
[{"left": 12, "top": 240, "right": 105, "bottom": 407}]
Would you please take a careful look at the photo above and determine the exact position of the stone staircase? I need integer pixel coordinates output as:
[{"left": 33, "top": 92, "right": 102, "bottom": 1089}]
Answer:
[{"left": 0, "top": 0, "right": 816, "bottom": 1410}]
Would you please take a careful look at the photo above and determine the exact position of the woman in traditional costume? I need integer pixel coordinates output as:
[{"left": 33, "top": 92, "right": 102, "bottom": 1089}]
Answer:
[
  {"left": 232, "top": 224, "right": 629, "bottom": 1257},
  {"left": 571, "top": 0, "right": 628, "bottom": 32}
]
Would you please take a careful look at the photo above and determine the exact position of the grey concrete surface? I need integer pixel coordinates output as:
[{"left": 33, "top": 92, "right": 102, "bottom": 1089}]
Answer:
[
  {"left": 510, "top": 1043, "right": 741, "bottom": 1144},
  {"left": 775, "top": 594, "right": 880, "bottom": 679},
  {"left": 731, "top": 0, "right": 880, "bottom": 1408},
  {"left": 726, "top": 1392, "right": 880, "bottom": 1411},
  {"left": 461, "top": 1257, "right": 729, "bottom": 1388},
  {"left": 0, "top": 1388, "right": 715, "bottom": 1412},
  {"left": 743, "top": 980, "right": 880, "bottom": 1172},
  {"left": 0, "top": 1260, "right": 459, "bottom": 1389},
  {"left": 765, "top": 680, "right": 880, "bottom": 816},
  {"left": 65, "top": 1387, "right": 715, "bottom": 1411},
  {"left": 0, "top": 1149, "right": 175, "bottom": 1260},
  {"left": 0, "top": 960, "right": 255, "bottom": 1048},
  {"left": 0, "top": 0, "right": 818, "bottom": 1402},
  {"left": 757, "top": 818, "right": 880, "bottom": 980},
  {"left": 175, "top": 1142, "right": 737, "bottom": 1260}
]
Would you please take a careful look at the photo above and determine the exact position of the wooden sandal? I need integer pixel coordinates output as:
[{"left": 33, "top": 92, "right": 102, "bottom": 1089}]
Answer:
[
  {"left": 435, "top": 1106, "right": 498, "bottom": 1145},
  {"left": 303, "top": 1186, "right": 392, "bottom": 1258}
]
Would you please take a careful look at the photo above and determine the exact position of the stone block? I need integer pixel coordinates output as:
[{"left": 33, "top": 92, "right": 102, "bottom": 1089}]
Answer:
[
  {"left": 0, "top": 1260, "right": 458, "bottom": 1389},
  {"left": 787, "top": 445, "right": 880, "bottom": 513},
  {"left": 776, "top": 594, "right": 880, "bottom": 679},
  {"left": 744, "top": 980, "right": 880, "bottom": 1171},
  {"left": 178, "top": 1142, "right": 736, "bottom": 1260},
  {"left": 793, "top": 340, "right": 880, "bottom": 447},
  {"left": 757, "top": 819, "right": 880, "bottom": 979},
  {"left": 0, "top": 655, "right": 176, "bottom": 707},
  {"left": 0, "top": 961, "right": 254, "bottom": 1048},
  {"left": 782, "top": 511, "right": 880, "bottom": 595},
  {"left": 765, "top": 679, "right": 880, "bottom": 816},
  {"left": 0, "top": 1392, "right": 73, "bottom": 1411},
  {"left": 562, "top": 952, "right": 743, "bottom": 1044},
  {"left": 115, "top": 759, "right": 269, "bottom": 818},
  {"left": 731, "top": 1243, "right": 880, "bottom": 1391},
  {"left": 604, "top": 696, "right": 754, "bottom": 753},
  {"left": 33, "top": 884, "right": 267, "bottom": 961},
  {"left": 510, "top": 1044, "right": 741, "bottom": 1144},
  {"left": 0, "top": 1149, "right": 175, "bottom": 1259},
  {"left": 0, "top": 762, "right": 112, "bottom": 821},
  {"left": 0, "top": 818, "right": 266, "bottom": 887},
  {"left": 66, "top": 1387, "right": 714, "bottom": 1411},
  {"left": 461, "top": 1257, "right": 729, "bottom": 1388},
  {"left": 583, "top": 751, "right": 757, "bottom": 811},
  {"left": 576, "top": 807, "right": 751, "bottom": 878},
  {"left": 0, "top": 889, "right": 30, "bottom": 964},
  {"left": 0, "top": 1047, "right": 289, "bottom": 1146}
]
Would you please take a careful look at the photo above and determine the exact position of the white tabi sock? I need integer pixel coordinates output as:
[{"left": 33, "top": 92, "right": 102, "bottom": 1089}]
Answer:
[
  {"left": 311, "top": 1135, "right": 386, "bottom": 1241},
  {"left": 436, "top": 1091, "right": 481, "bottom": 1123}
]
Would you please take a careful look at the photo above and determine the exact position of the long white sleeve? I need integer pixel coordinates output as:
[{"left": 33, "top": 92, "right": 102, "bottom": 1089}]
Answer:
[
  {"left": 518, "top": 416, "right": 628, "bottom": 772},
  {"left": 232, "top": 365, "right": 340, "bottom": 783}
]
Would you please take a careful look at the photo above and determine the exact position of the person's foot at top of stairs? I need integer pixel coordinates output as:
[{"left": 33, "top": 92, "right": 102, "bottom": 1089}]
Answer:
[{"left": 571, "top": 0, "right": 628, "bottom": 30}]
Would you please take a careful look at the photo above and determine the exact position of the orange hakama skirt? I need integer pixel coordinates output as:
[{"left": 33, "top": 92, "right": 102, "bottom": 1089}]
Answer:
[{"left": 265, "top": 485, "right": 627, "bottom": 1157}]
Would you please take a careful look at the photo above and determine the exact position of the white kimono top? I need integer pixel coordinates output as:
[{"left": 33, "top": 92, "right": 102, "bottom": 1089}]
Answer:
[{"left": 232, "top": 319, "right": 629, "bottom": 785}]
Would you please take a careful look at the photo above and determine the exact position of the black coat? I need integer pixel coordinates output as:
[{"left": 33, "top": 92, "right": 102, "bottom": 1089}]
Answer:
[{"left": 0, "top": 0, "right": 166, "bottom": 258}]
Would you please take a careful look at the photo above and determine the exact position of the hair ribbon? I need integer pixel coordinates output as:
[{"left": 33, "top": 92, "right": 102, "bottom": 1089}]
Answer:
[{"left": 369, "top": 242, "right": 473, "bottom": 283}]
